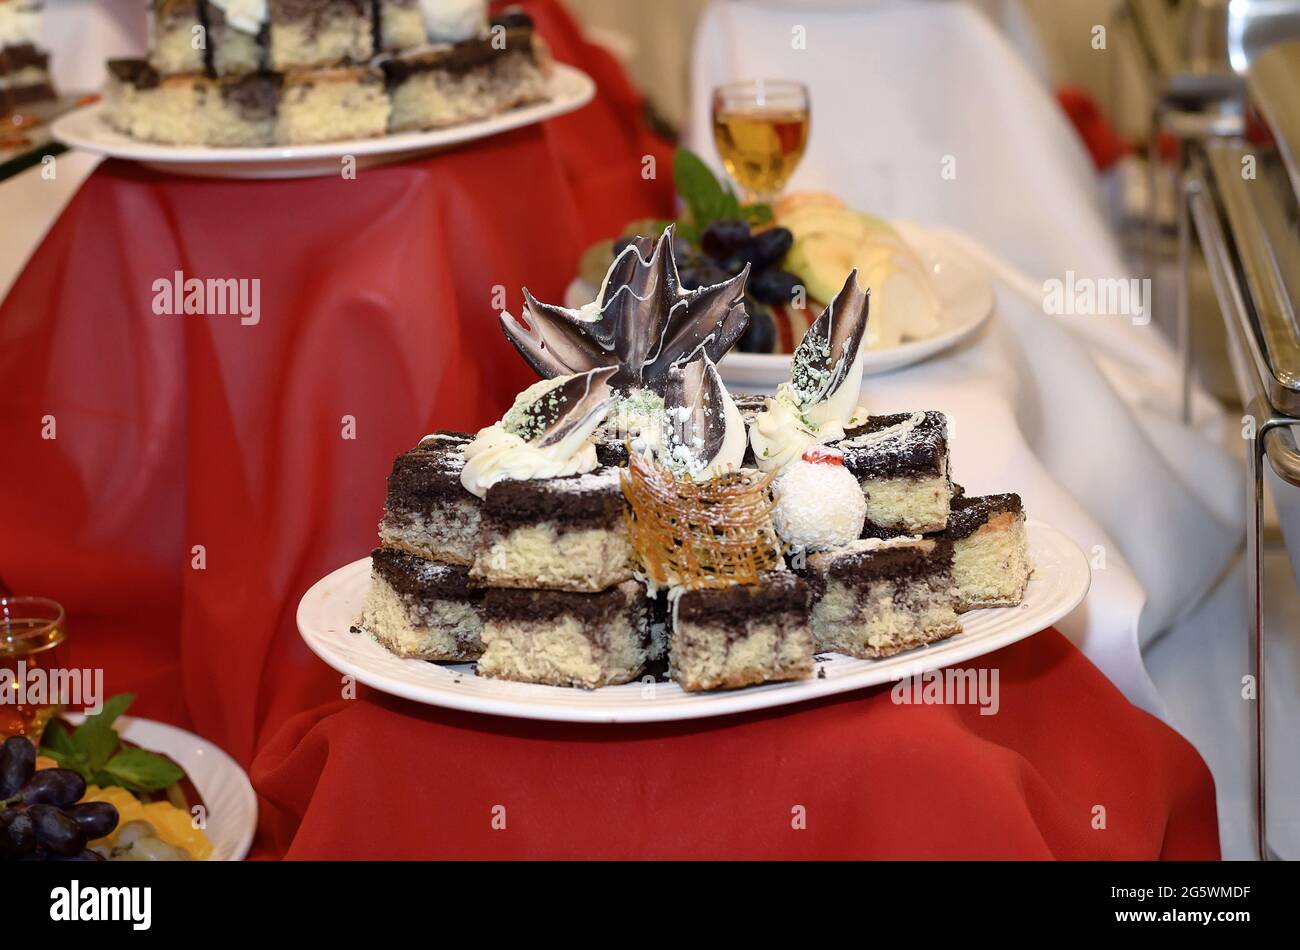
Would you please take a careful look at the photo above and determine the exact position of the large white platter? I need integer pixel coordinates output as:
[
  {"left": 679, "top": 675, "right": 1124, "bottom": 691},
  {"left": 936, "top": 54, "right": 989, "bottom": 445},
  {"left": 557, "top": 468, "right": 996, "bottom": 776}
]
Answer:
[
  {"left": 50, "top": 64, "right": 594, "bottom": 180},
  {"left": 64, "top": 714, "right": 257, "bottom": 861},
  {"left": 564, "top": 222, "right": 994, "bottom": 388},
  {"left": 297, "top": 521, "right": 1089, "bottom": 724}
]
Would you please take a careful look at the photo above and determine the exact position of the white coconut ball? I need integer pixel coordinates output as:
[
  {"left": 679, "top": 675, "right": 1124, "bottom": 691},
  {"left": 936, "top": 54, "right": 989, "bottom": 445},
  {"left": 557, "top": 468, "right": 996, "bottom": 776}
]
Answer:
[{"left": 771, "top": 450, "right": 867, "bottom": 551}]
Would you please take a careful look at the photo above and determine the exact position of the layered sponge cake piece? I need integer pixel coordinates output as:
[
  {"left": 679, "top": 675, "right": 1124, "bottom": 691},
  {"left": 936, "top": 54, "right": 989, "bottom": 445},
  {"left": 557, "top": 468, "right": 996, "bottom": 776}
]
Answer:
[
  {"left": 947, "top": 493, "right": 1031, "bottom": 611},
  {"left": 268, "top": 0, "right": 373, "bottom": 71},
  {"left": 356, "top": 548, "right": 485, "bottom": 661},
  {"left": 382, "top": 26, "right": 550, "bottom": 133},
  {"left": 806, "top": 538, "right": 961, "bottom": 659},
  {"left": 478, "top": 581, "right": 649, "bottom": 688},
  {"left": 670, "top": 573, "right": 814, "bottom": 691},
  {"left": 277, "top": 64, "right": 389, "bottom": 142},
  {"left": 470, "top": 467, "right": 634, "bottom": 593},
  {"left": 106, "top": 60, "right": 280, "bottom": 146},
  {"left": 836, "top": 411, "right": 951, "bottom": 534},
  {"left": 378, "top": 432, "right": 480, "bottom": 566}
]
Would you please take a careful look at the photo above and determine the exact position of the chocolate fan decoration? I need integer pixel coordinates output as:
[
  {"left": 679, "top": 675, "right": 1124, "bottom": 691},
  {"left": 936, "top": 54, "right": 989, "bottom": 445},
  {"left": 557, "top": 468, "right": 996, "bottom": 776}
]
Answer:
[
  {"left": 499, "top": 226, "right": 750, "bottom": 393},
  {"left": 662, "top": 353, "right": 735, "bottom": 472},
  {"left": 507, "top": 366, "right": 618, "bottom": 447},
  {"left": 788, "top": 269, "right": 871, "bottom": 409}
]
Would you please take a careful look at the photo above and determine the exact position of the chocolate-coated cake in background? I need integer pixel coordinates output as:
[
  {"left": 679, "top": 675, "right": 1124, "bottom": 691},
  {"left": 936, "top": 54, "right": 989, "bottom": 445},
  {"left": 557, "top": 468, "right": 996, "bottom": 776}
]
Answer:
[{"left": 0, "top": 0, "right": 55, "bottom": 113}]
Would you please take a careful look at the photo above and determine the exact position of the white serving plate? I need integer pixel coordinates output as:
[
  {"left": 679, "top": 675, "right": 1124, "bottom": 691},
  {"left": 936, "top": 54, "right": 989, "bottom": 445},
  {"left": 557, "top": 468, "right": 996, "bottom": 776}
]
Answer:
[
  {"left": 565, "top": 222, "right": 995, "bottom": 388},
  {"left": 51, "top": 64, "right": 594, "bottom": 180},
  {"left": 297, "top": 521, "right": 1089, "bottom": 724},
  {"left": 64, "top": 714, "right": 258, "bottom": 861}
]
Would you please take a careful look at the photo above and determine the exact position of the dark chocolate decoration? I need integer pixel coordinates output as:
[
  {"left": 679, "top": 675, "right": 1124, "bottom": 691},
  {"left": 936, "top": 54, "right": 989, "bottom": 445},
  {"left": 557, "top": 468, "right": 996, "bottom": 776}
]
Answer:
[
  {"left": 511, "top": 366, "right": 616, "bottom": 448},
  {"left": 500, "top": 226, "right": 750, "bottom": 394},
  {"left": 790, "top": 270, "right": 870, "bottom": 407},
  {"left": 662, "top": 354, "right": 731, "bottom": 470}
]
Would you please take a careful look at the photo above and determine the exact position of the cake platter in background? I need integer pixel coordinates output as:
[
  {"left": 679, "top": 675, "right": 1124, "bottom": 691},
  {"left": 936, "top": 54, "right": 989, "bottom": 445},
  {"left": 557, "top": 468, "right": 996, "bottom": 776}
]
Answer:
[{"left": 50, "top": 3, "right": 596, "bottom": 179}]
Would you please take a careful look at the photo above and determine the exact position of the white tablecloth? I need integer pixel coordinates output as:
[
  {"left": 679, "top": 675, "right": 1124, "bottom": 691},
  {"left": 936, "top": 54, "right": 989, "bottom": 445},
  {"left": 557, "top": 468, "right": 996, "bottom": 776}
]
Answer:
[{"left": 688, "top": 0, "right": 1269, "bottom": 859}]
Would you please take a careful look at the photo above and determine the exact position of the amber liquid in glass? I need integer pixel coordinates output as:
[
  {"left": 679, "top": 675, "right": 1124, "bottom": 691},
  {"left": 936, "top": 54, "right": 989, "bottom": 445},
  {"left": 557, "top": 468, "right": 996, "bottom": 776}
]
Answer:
[
  {"left": 712, "top": 107, "right": 810, "bottom": 201},
  {"left": 1, "top": 618, "right": 67, "bottom": 741}
]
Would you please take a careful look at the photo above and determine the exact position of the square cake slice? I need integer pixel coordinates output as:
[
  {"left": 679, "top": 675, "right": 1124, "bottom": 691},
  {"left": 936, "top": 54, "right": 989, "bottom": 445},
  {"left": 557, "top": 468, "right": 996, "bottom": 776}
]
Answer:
[
  {"left": 356, "top": 548, "right": 485, "bottom": 661},
  {"left": 378, "top": 432, "right": 480, "bottom": 566},
  {"left": 382, "top": 27, "right": 550, "bottom": 133},
  {"left": 206, "top": 4, "right": 269, "bottom": 76},
  {"left": 670, "top": 573, "right": 813, "bottom": 691},
  {"left": 471, "top": 467, "right": 633, "bottom": 592},
  {"left": 807, "top": 538, "right": 961, "bottom": 659},
  {"left": 836, "top": 411, "right": 952, "bottom": 534},
  {"left": 268, "top": 0, "right": 373, "bottom": 71},
  {"left": 947, "top": 493, "right": 1031, "bottom": 611},
  {"left": 477, "top": 581, "right": 649, "bottom": 688},
  {"left": 105, "top": 60, "right": 279, "bottom": 146}
]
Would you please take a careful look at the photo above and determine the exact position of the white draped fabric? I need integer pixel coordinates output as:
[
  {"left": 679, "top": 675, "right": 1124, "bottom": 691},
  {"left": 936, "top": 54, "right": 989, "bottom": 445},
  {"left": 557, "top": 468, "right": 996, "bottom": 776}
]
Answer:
[{"left": 687, "top": 1, "right": 1244, "bottom": 720}]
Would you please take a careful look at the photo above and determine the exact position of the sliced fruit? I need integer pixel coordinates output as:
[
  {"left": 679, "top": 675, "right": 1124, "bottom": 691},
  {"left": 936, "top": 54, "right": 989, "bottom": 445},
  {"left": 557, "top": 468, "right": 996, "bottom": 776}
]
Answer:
[{"left": 773, "top": 191, "right": 845, "bottom": 217}]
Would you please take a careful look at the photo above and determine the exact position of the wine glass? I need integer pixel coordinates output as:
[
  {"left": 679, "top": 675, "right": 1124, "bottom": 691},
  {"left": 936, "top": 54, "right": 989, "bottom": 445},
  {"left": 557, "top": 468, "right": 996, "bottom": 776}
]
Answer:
[
  {"left": 710, "top": 80, "right": 811, "bottom": 204},
  {"left": 1, "top": 596, "right": 67, "bottom": 743}
]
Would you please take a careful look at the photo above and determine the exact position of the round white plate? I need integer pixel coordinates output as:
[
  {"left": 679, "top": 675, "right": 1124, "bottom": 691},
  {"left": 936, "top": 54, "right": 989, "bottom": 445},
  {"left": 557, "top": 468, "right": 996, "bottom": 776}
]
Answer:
[
  {"left": 297, "top": 521, "right": 1089, "bottom": 724},
  {"left": 565, "top": 222, "right": 994, "bottom": 389},
  {"left": 51, "top": 64, "right": 595, "bottom": 180},
  {"left": 64, "top": 714, "right": 258, "bottom": 861}
]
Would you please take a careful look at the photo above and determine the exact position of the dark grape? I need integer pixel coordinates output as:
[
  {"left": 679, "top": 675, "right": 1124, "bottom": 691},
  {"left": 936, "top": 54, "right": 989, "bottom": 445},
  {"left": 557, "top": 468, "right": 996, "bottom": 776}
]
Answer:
[
  {"left": 737, "top": 305, "right": 776, "bottom": 354},
  {"left": 0, "top": 808, "right": 37, "bottom": 860},
  {"left": 27, "top": 804, "right": 86, "bottom": 857},
  {"left": 64, "top": 802, "right": 120, "bottom": 839},
  {"left": 20, "top": 768, "right": 87, "bottom": 808},
  {"left": 0, "top": 735, "right": 36, "bottom": 798},
  {"left": 747, "top": 227, "right": 794, "bottom": 269},
  {"left": 750, "top": 268, "right": 803, "bottom": 305},
  {"left": 699, "top": 219, "right": 751, "bottom": 259}
]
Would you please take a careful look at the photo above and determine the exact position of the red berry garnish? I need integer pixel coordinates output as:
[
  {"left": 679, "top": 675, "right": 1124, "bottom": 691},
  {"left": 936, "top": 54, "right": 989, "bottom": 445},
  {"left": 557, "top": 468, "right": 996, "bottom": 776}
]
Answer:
[{"left": 802, "top": 447, "right": 844, "bottom": 466}]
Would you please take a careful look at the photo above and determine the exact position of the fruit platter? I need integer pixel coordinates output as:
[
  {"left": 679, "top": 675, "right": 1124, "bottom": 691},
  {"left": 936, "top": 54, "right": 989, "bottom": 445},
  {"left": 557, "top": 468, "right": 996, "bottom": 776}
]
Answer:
[
  {"left": 570, "top": 150, "right": 994, "bottom": 385},
  {"left": 1, "top": 694, "right": 252, "bottom": 862}
]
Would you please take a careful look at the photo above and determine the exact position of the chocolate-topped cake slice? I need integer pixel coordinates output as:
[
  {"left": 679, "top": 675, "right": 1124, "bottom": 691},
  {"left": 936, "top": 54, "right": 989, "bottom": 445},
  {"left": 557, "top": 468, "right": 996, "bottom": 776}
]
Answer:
[
  {"left": 471, "top": 467, "right": 634, "bottom": 592},
  {"left": 478, "top": 581, "right": 649, "bottom": 688},
  {"left": 946, "top": 493, "right": 1031, "bottom": 611},
  {"left": 105, "top": 59, "right": 281, "bottom": 146},
  {"left": 0, "top": 0, "right": 56, "bottom": 110},
  {"left": 267, "top": 0, "right": 373, "bottom": 71},
  {"left": 356, "top": 548, "right": 485, "bottom": 661},
  {"left": 379, "top": 432, "right": 480, "bottom": 566},
  {"left": 806, "top": 537, "right": 961, "bottom": 659},
  {"left": 382, "top": 19, "right": 550, "bottom": 133},
  {"left": 835, "top": 411, "right": 951, "bottom": 534},
  {"left": 670, "top": 573, "right": 813, "bottom": 691}
]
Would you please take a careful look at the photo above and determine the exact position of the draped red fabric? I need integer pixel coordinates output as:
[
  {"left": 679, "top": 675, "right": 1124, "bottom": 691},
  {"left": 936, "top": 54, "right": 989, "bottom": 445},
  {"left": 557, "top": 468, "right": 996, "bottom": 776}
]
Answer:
[{"left": 0, "top": 0, "right": 1218, "bottom": 859}]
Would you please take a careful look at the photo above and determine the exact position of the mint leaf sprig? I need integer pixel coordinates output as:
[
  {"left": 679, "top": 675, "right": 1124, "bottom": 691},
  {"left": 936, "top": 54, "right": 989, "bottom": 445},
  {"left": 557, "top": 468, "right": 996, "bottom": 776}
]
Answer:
[
  {"left": 672, "top": 148, "right": 772, "bottom": 243},
  {"left": 40, "top": 693, "right": 184, "bottom": 794}
]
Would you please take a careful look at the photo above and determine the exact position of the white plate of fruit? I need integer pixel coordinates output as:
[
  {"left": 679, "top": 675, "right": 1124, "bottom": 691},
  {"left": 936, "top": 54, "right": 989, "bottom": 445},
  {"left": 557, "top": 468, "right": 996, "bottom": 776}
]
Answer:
[
  {"left": 0, "top": 695, "right": 256, "bottom": 862},
  {"left": 570, "top": 158, "right": 993, "bottom": 388}
]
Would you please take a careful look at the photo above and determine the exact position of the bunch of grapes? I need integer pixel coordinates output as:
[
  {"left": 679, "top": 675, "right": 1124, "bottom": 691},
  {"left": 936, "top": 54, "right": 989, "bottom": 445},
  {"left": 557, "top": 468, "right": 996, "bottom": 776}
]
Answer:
[
  {"left": 681, "top": 220, "right": 802, "bottom": 354},
  {"left": 0, "top": 735, "right": 119, "bottom": 862}
]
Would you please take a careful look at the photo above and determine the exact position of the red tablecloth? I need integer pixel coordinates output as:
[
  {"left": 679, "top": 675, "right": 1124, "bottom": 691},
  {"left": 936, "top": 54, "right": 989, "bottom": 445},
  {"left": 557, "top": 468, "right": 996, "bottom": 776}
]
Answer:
[{"left": 0, "top": 0, "right": 1219, "bottom": 859}]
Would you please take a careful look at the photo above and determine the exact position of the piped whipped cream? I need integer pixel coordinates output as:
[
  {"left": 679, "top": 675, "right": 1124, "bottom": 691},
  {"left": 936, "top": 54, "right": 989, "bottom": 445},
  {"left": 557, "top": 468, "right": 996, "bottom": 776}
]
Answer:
[
  {"left": 459, "top": 377, "right": 604, "bottom": 498},
  {"left": 420, "top": 0, "right": 487, "bottom": 43},
  {"left": 208, "top": 0, "right": 266, "bottom": 35}
]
